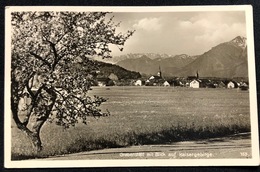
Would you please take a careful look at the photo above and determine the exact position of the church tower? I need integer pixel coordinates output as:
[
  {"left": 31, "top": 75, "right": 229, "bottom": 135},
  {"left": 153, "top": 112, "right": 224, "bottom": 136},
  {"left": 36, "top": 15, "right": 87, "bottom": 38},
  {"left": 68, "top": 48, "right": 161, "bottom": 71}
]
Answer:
[
  {"left": 196, "top": 71, "right": 199, "bottom": 79},
  {"left": 157, "top": 65, "right": 162, "bottom": 78}
]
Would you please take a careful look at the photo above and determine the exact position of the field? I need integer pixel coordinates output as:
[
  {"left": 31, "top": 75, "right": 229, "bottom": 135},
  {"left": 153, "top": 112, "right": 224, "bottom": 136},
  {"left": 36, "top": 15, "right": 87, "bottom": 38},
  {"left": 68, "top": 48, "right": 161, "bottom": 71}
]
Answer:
[{"left": 11, "top": 86, "right": 251, "bottom": 159}]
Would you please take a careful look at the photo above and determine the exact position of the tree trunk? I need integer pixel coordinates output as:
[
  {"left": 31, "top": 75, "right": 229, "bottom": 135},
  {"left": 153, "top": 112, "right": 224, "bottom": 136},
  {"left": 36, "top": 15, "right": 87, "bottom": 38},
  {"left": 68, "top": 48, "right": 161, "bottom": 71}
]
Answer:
[
  {"left": 12, "top": 120, "right": 43, "bottom": 152},
  {"left": 30, "top": 118, "right": 47, "bottom": 152},
  {"left": 27, "top": 130, "right": 42, "bottom": 152},
  {"left": 11, "top": 84, "right": 57, "bottom": 152},
  {"left": 12, "top": 97, "right": 43, "bottom": 152}
]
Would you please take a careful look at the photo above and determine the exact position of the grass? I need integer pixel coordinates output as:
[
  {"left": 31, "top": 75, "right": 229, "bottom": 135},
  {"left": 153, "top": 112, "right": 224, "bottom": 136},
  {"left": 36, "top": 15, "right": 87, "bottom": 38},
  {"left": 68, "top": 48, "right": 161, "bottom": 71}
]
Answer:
[{"left": 11, "top": 86, "right": 251, "bottom": 160}]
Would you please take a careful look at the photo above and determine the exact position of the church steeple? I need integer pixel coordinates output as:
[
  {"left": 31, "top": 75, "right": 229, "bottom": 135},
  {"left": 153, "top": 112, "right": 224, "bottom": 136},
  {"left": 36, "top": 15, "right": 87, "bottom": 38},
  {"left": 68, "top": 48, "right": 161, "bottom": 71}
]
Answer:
[
  {"left": 196, "top": 71, "right": 199, "bottom": 79},
  {"left": 157, "top": 65, "right": 162, "bottom": 78}
]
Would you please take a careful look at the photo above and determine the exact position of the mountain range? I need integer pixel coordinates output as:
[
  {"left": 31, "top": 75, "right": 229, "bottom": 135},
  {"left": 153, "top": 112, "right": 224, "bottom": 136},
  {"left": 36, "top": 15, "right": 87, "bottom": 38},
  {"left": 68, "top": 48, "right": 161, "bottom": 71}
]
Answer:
[
  {"left": 115, "top": 36, "right": 248, "bottom": 78},
  {"left": 98, "top": 53, "right": 178, "bottom": 64}
]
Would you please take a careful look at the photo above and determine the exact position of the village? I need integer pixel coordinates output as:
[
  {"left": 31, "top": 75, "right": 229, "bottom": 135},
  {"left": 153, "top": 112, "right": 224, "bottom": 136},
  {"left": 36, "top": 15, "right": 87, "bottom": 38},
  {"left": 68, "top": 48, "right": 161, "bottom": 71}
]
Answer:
[{"left": 95, "top": 66, "right": 249, "bottom": 90}]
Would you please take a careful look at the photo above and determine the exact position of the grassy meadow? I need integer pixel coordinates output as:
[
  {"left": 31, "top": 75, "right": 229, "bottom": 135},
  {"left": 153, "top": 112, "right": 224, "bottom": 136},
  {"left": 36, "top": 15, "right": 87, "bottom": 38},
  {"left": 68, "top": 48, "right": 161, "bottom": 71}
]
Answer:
[{"left": 11, "top": 86, "right": 251, "bottom": 159}]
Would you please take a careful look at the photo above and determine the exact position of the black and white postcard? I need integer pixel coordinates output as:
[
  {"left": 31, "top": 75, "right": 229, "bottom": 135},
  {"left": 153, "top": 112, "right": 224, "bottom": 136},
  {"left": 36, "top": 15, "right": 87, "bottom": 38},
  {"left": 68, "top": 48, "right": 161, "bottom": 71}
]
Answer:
[{"left": 4, "top": 6, "right": 259, "bottom": 167}]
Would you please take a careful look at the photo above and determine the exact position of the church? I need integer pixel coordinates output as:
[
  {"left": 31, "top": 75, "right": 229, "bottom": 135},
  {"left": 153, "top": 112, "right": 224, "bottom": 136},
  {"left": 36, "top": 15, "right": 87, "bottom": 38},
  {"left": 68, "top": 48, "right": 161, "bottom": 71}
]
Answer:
[{"left": 146, "top": 66, "right": 164, "bottom": 86}]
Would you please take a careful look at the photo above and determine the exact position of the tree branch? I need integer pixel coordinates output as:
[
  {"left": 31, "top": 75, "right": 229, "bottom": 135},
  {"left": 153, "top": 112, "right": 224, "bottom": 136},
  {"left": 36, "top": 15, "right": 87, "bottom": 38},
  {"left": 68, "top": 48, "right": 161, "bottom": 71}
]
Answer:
[
  {"left": 22, "top": 104, "right": 34, "bottom": 127},
  {"left": 32, "top": 86, "right": 57, "bottom": 129},
  {"left": 53, "top": 89, "right": 84, "bottom": 117},
  {"left": 56, "top": 30, "right": 69, "bottom": 44},
  {"left": 22, "top": 68, "right": 49, "bottom": 126},
  {"left": 52, "top": 53, "right": 66, "bottom": 70},
  {"left": 42, "top": 34, "right": 66, "bottom": 70},
  {"left": 30, "top": 52, "right": 51, "bottom": 69},
  {"left": 49, "top": 43, "right": 59, "bottom": 70},
  {"left": 11, "top": 96, "right": 23, "bottom": 126},
  {"left": 23, "top": 84, "right": 45, "bottom": 126}
]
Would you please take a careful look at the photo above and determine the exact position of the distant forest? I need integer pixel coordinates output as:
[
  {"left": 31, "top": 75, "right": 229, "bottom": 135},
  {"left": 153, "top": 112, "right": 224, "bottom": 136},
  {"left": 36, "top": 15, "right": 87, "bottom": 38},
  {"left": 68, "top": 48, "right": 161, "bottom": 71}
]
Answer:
[{"left": 97, "top": 61, "right": 141, "bottom": 80}]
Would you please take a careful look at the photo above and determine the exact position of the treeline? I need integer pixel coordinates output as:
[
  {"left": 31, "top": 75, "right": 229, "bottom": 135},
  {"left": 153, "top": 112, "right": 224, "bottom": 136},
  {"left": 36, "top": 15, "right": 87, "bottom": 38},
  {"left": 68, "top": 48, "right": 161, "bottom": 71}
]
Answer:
[{"left": 97, "top": 61, "right": 141, "bottom": 80}]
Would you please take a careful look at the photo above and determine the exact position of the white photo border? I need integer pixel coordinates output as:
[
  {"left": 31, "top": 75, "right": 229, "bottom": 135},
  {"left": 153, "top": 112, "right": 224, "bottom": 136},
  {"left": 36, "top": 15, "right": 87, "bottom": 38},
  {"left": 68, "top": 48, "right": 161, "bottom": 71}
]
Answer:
[{"left": 4, "top": 5, "right": 259, "bottom": 168}]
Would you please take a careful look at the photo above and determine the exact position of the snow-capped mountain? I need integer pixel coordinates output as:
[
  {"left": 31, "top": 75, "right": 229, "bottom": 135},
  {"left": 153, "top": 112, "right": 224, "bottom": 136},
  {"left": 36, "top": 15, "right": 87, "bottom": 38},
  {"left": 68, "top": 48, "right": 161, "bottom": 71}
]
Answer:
[
  {"left": 230, "top": 36, "right": 247, "bottom": 49},
  {"left": 116, "top": 54, "right": 198, "bottom": 76},
  {"left": 115, "top": 36, "right": 248, "bottom": 78},
  {"left": 175, "top": 36, "right": 248, "bottom": 78}
]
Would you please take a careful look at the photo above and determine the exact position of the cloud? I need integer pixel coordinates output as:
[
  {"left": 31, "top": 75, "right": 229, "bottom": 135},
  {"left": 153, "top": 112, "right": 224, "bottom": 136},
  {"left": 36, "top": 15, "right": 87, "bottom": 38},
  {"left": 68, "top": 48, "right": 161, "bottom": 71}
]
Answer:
[
  {"left": 194, "top": 23, "right": 246, "bottom": 42},
  {"left": 174, "top": 13, "right": 246, "bottom": 54},
  {"left": 179, "top": 20, "right": 192, "bottom": 28},
  {"left": 192, "top": 18, "right": 246, "bottom": 49},
  {"left": 111, "top": 12, "right": 246, "bottom": 56},
  {"left": 133, "top": 17, "right": 162, "bottom": 31}
]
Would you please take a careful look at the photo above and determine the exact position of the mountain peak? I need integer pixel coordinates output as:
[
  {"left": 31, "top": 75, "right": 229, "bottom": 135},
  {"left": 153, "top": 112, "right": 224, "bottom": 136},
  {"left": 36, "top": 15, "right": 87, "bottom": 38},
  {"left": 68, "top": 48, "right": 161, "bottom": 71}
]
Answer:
[{"left": 230, "top": 36, "right": 247, "bottom": 48}]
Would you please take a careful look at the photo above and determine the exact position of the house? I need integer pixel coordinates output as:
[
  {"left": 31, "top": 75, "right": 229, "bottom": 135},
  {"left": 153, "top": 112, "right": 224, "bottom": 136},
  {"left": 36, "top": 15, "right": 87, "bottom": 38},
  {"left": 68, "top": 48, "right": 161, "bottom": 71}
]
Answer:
[
  {"left": 227, "top": 81, "right": 238, "bottom": 89},
  {"left": 227, "top": 81, "right": 234, "bottom": 88},
  {"left": 218, "top": 81, "right": 226, "bottom": 88},
  {"left": 239, "top": 82, "right": 249, "bottom": 90},
  {"left": 149, "top": 75, "right": 161, "bottom": 81},
  {"left": 171, "top": 80, "right": 178, "bottom": 87},
  {"left": 199, "top": 79, "right": 215, "bottom": 88},
  {"left": 163, "top": 81, "right": 170, "bottom": 87},
  {"left": 149, "top": 76, "right": 155, "bottom": 80},
  {"left": 147, "top": 75, "right": 164, "bottom": 86},
  {"left": 240, "top": 82, "right": 249, "bottom": 87},
  {"left": 108, "top": 73, "right": 119, "bottom": 81},
  {"left": 216, "top": 80, "right": 229, "bottom": 88},
  {"left": 96, "top": 78, "right": 110, "bottom": 87},
  {"left": 190, "top": 79, "right": 200, "bottom": 88},
  {"left": 134, "top": 79, "right": 144, "bottom": 86}
]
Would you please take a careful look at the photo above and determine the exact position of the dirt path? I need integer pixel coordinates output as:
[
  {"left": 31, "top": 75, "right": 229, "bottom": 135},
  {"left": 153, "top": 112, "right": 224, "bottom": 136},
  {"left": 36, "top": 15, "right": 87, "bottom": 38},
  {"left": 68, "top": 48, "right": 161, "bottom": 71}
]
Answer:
[{"left": 42, "top": 133, "right": 251, "bottom": 160}]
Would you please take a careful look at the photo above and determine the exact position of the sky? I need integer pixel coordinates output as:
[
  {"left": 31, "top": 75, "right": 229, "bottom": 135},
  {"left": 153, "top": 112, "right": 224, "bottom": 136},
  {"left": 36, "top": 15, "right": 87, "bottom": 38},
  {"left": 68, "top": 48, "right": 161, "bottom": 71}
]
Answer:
[{"left": 107, "top": 11, "right": 246, "bottom": 57}]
